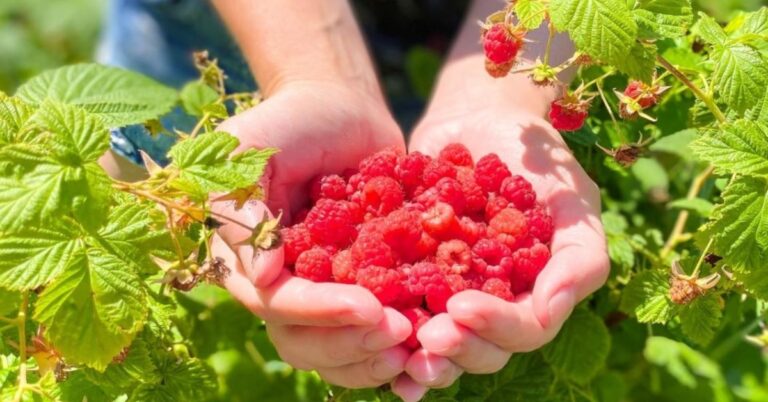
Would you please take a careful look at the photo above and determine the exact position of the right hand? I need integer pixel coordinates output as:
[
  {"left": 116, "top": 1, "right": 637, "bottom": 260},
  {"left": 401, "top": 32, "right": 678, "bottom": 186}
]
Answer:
[{"left": 212, "top": 80, "right": 413, "bottom": 388}]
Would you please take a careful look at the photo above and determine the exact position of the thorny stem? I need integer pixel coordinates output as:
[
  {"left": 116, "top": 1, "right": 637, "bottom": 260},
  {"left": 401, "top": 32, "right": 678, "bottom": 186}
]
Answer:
[
  {"left": 13, "top": 293, "right": 29, "bottom": 402},
  {"left": 189, "top": 112, "right": 212, "bottom": 138},
  {"left": 543, "top": 19, "right": 555, "bottom": 66},
  {"left": 660, "top": 165, "right": 715, "bottom": 258},
  {"left": 656, "top": 55, "right": 726, "bottom": 124}
]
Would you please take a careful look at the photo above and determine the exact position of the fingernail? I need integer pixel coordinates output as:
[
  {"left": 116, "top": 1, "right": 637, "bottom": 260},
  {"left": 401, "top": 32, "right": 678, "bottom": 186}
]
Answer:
[
  {"left": 545, "top": 287, "right": 575, "bottom": 328},
  {"left": 364, "top": 329, "right": 400, "bottom": 351},
  {"left": 371, "top": 353, "right": 405, "bottom": 380}
]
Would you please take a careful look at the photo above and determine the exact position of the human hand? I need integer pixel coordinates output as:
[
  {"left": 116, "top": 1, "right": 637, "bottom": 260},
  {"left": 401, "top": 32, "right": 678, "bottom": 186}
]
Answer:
[{"left": 395, "top": 82, "right": 609, "bottom": 391}]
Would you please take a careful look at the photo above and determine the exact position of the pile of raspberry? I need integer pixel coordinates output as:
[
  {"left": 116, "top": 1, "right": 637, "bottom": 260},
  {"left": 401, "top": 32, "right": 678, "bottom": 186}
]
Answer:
[{"left": 281, "top": 144, "right": 553, "bottom": 348}]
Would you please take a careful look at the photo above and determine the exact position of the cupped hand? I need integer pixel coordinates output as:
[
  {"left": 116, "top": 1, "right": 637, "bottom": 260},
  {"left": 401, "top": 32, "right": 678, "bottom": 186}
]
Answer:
[
  {"left": 211, "top": 82, "right": 411, "bottom": 388},
  {"left": 399, "top": 100, "right": 609, "bottom": 390}
]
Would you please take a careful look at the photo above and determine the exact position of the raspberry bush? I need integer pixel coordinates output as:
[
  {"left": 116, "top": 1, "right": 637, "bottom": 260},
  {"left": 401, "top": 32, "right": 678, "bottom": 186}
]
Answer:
[{"left": 1, "top": 1, "right": 768, "bottom": 401}]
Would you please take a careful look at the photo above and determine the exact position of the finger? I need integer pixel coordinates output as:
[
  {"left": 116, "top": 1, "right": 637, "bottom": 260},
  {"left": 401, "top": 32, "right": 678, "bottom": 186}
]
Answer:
[
  {"left": 447, "top": 290, "right": 567, "bottom": 352},
  {"left": 418, "top": 314, "right": 511, "bottom": 374},
  {"left": 215, "top": 235, "right": 384, "bottom": 326},
  {"left": 391, "top": 375, "right": 428, "bottom": 402},
  {"left": 266, "top": 308, "right": 411, "bottom": 368},
  {"left": 316, "top": 346, "right": 410, "bottom": 388},
  {"left": 213, "top": 201, "right": 284, "bottom": 287},
  {"left": 404, "top": 349, "right": 463, "bottom": 389}
]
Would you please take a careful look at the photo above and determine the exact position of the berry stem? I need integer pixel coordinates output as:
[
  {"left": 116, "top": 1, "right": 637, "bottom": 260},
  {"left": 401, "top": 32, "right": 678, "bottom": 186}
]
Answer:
[
  {"left": 660, "top": 165, "right": 715, "bottom": 258},
  {"left": 543, "top": 20, "right": 555, "bottom": 66},
  {"left": 656, "top": 55, "right": 726, "bottom": 124},
  {"left": 189, "top": 111, "right": 212, "bottom": 138},
  {"left": 691, "top": 237, "right": 715, "bottom": 278},
  {"left": 12, "top": 293, "right": 29, "bottom": 402}
]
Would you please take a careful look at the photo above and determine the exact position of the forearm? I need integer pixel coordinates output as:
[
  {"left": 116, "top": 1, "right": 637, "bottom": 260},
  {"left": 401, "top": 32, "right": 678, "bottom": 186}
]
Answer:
[
  {"left": 212, "top": 0, "right": 382, "bottom": 100},
  {"left": 427, "top": 0, "right": 574, "bottom": 117}
]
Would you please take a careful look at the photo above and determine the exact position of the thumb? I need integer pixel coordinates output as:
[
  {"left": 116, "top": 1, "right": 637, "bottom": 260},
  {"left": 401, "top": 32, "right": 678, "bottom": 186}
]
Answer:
[{"left": 212, "top": 200, "right": 284, "bottom": 288}]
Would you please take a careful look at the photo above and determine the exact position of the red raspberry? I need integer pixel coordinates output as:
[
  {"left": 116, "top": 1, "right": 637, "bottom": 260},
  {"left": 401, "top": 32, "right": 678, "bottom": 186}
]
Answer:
[
  {"left": 359, "top": 149, "right": 399, "bottom": 179},
  {"left": 472, "top": 238, "right": 514, "bottom": 279},
  {"left": 295, "top": 247, "right": 333, "bottom": 282},
  {"left": 438, "top": 143, "right": 473, "bottom": 167},
  {"left": 305, "top": 199, "right": 359, "bottom": 247},
  {"left": 454, "top": 216, "right": 486, "bottom": 246},
  {"left": 362, "top": 176, "right": 404, "bottom": 216},
  {"left": 332, "top": 249, "right": 357, "bottom": 284},
  {"left": 489, "top": 208, "right": 529, "bottom": 249},
  {"left": 525, "top": 206, "right": 554, "bottom": 244},
  {"left": 401, "top": 307, "right": 432, "bottom": 349},
  {"left": 281, "top": 224, "right": 313, "bottom": 265},
  {"left": 351, "top": 234, "right": 395, "bottom": 269},
  {"left": 346, "top": 173, "right": 366, "bottom": 195},
  {"left": 309, "top": 174, "right": 347, "bottom": 201},
  {"left": 381, "top": 209, "right": 422, "bottom": 255},
  {"left": 425, "top": 284, "right": 454, "bottom": 313},
  {"left": 482, "top": 278, "right": 514, "bottom": 301},
  {"left": 485, "top": 194, "right": 510, "bottom": 220},
  {"left": 485, "top": 59, "right": 514, "bottom": 78},
  {"left": 436, "top": 239, "right": 472, "bottom": 274},
  {"left": 549, "top": 95, "right": 590, "bottom": 132},
  {"left": 510, "top": 243, "right": 550, "bottom": 293},
  {"left": 406, "top": 262, "right": 447, "bottom": 296},
  {"left": 420, "top": 202, "right": 457, "bottom": 237},
  {"left": 423, "top": 159, "right": 457, "bottom": 187},
  {"left": 356, "top": 265, "right": 404, "bottom": 305},
  {"left": 500, "top": 175, "right": 536, "bottom": 211},
  {"left": 456, "top": 167, "right": 487, "bottom": 214},
  {"left": 482, "top": 23, "right": 523, "bottom": 65},
  {"left": 434, "top": 177, "right": 467, "bottom": 214},
  {"left": 293, "top": 209, "right": 309, "bottom": 224},
  {"left": 463, "top": 271, "right": 485, "bottom": 290},
  {"left": 619, "top": 80, "right": 668, "bottom": 119},
  {"left": 409, "top": 231, "right": 439, "bottom": 262},
  {"left": 396, "top": 152, "right": 431, "bottom": 188},
  {"left": 474, "top": 154, "right": 511, "bottom": 193}
]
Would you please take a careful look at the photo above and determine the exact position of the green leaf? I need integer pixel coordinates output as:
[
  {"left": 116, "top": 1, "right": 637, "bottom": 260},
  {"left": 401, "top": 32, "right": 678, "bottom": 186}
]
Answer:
[
  {"left": 34, "top": 249, "right": 147, "bottom": 370},
  {"left": 700, "top": 176, "right": 768, "bottom": 272},
  {"left": 57, "top": 371, "right": 113, "bottom": 402},
  {"left": 515, "top": 0, "right": 547, "bottom": 30},
  {"left": 679, "top": 294, "right": 722, "bottom": 346},
  {"left": 644, "top": 336, "right": 730, "bottom": 398},
  {"left": 180, "top": 81, "right": 219, "bottom": 117},
  {"left": 0, "top": 163, "right": 72, "bottom": 231},
  {"left": 691, "top": 121, "right": 768, "bottom": 176},
  {"left": 602, "top": 211, "right": 629, "bottom": 235},
  {"left": 731, "top": 267, "right": 768, "bottom": 300},
  {"left": 542, "top": 308, "right": 611, "bottom": 384},
  {"left": 735, "top": 8, "right": 768, "bottom": 37},
  {"left": 129, "top": 357, "right": 216, "bottom": 402},
  {"left": 620, "top": 269, "right": 676, "bottom": 323},
  {"left": 31, "top": 100, "right": 109, "bottom": 163},
  {"left": 550, "top": 0, "right": 637, "bottom": 65},
  {"left": 0, "top": 288, "right": 19, "bottom": 316},
  {"left": 83, "top": 337, "right": 159, "bottom": 392},
  {"left": 16, "top": 64, "right": 177, "bottom": 127},
  {"left": 458, "top": 353, "right": 555, "bottom": 401},
  {"left": 649, "top": 128, "right": 698, "bottom": 158},
  {"left": 0, "top": 97, "right": 35, "bottom": 145},
  {"left": 696, "top": 12, "right": 728, "bottom": 45},
  {"left": 614, "top": 41, "right": 657, "bottom": 82},
  {"left": 169, "top": 132, "right": 276, "bottom": 194},
  {"left": 633, "top": 0, "right": 693, "bottom": 39},
  {"left": 711, "top": 43, "right": 768, "bottom": 113},
  {"left": 608, "top": 236, "right": 635, "bottom": 269},
  {"left": 631, "top": 158, "right": 669, "bottom": 194},
  {"left": 0, "top": 223, "right": 81, "bottom": 290},
  {"left": 668, "top": 198, "right": 714, "bottom": 217}
]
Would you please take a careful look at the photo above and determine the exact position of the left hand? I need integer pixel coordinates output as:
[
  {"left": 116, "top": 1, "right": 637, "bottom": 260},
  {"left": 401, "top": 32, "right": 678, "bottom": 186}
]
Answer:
[{"left": 395, "top": 90, "right": 610, "bottom": 392}]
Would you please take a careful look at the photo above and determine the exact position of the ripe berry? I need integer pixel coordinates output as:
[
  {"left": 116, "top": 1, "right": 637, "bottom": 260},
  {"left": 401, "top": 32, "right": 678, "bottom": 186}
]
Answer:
[
  {"left": 380, "top": 209, "right": 422, "bottom": 255},
  {"left": 362, "top": 176, "right": 404, "bottom": 216},
  {"left": 423, "top": 160, "right": 457, "bottom": 187},
  {"left": 549, "top": 94, "right": 591, "bottom": 132},
  {"left": 310, "top": 174, "right": 347, "bottom": 201},
  {"left": 396, "top": 151, "right": 431, "bottom": 189},
  {"left": 474, "top": 154, "right": 511, "bottom": 193},
  {"left": 525, "top": 206, "right": 554, "bottom": 244},
  {"left": 500, "top": 175, "right": 536, "bottom": 211},
  {"left": 295, "top": 247, "right": 333, "bottom": 282},
  {"left": 619, "top": 80, "right": 668, "bottom": 119},
  {"left": 305, "top": 199, "right": 359, "bottom": 247},
  {"left": 438, "top": 143, "right": 474, "bottom": 167},
  {"left": 359, "top": 149, "right": 398, "bottom": 179},
  {"left": 485, "top": 194, "right": 510, "bottom": 220},
  {"left": 482, "top": 278, "right": 514, "bottom": 301},
  {"left": 281, "top": 224, "right": 313, "bottom": 265},
  {"left": 510, "top": 243, "right": 550, "bottom": 293},
  {"left": 472, "top": 238, "right": 513, "bottom": 279},
  {"left": 489, "top": 208, "right": 529, "bottom": 248},
  {"left": 332, "top": 249, "right": 357, "bottom": 284},
  {"left": 434, "top": 177, "right": 467, "bottom": 214},
  {"left": 482, "top": 23, "right": 524, "bottom": 66},
  {"left": 436, "top": 239, "right": 472, "bottom": 274},
  {"left": 456, "top": 167, "right": 487, "bottom": 214},
  {"left": 356, "top": 266, "right": 404, "bottom": 305},
  {"left": 352, "top": 235, "right": 395, "bottom": 269},
  {"left": 420, "top": 202, "right": 457, "bottom": 237},
  {"left": 401, "top": 307, "right": 432, "bottom": 349}
]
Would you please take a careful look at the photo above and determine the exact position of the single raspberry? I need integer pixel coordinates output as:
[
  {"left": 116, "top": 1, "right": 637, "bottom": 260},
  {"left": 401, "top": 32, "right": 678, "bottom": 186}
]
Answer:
[
  {"left": 356, "top": 266, "right": 404, "bottom": 305},
  {"left": 434, "top": 177, "right": 467, "bottom": 214},
  {"left": 619, "top": 80, "right": 668, "bottom": 119},
  {"left": 409, "top": 231, "right": 439, "bottom": 262},
  {"left": 420, "top": 202, "right": 457, "bottom": 237},
  {"left": 362, "top": 176, "right": 404, "bottom": 216},
  {"left": 351, "top": 234, "right": 395, "bottom": 269},
  {"left": 472, "top": 238, "right": 514, "bottom": 279},
  {"left": 549, "top": 94, "right": 590, "bottom": 132},
  {"left": 358, "top": 216, "right": 385, "bottom": 238},
  {"left": 305, "top": 199, "right": 359, "bottom": 247},
  {"left": 391, "top": 265, "right": 425, "bottom": 309},
  {"left": 346, "top": 173, "right": 366, "bottom": 195},
  {"left": 489, "top": 208, "right": 529, "bottom": 249},
  {"left": 482, "top": 23, "right": 524, "bottom": 65},
  {"left": 438, "top": 143, "right": 473, "bottom": 167},
  {"left": 485, "top": 194, "right": 510, "bottom": 220},
  {"left": 401, "top": 307, "right": 432, "bottom": 349},
  {"left": 463, "top": 271, "right": 485, "bottom": 290},
  {"left": 446, "top": 273, "right": 467, "bottom": 293},
  {"left": 281, "top": 224, "right": 313, "bottom": 265},
  {"left": 425, "top": 284, "right": 454, "bottom": 313},
  {"left": 456, "top": 168, "right": 487, "bottom": 214},
  {"left": 295, "top": 247, "right": 333, "bottom": 282},
  {"left": 413, "top": 186, "right": 439, "bottom": 208},
  {"left": 406, "top": 262, "right": 448, "bottom": 296},
  {"left": 436, "top": 239, "right": 472, "bottom": 274},
  {"left": 510, "top": 243, "right": 550, "bottom": 293},
  {"left": 500, "top": 175, "right": 536, "bottom": 211},
  {"left": 482, "top": 278, "right": 514, "bottom": 301},
  {"left": 396, "top": 152, "right": 431, "bottom": 189},
  {"left": 332, "top": 249, "right": 357, "bottom": 284},
  {"left": 474, "top": 154, "right": 511, "bottom": 193},
  {"left": 454, "top": 216, "right": 486, "bottom": 246},
  {"left": 423, "top": 159, "right": 457, "bottom": 187},
  {"left": 359, "top": 149, "right": 399, "bottom": 179},
  {"left": 525, "top": 206, "right": 554, "bottom": 244},
  {"left": 381, "top": 209, "right": 422, "bottom": 255},
  {"left": 309, "top": 174, "right": 347, "bottom": 201}
]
